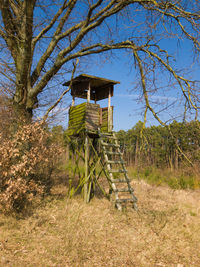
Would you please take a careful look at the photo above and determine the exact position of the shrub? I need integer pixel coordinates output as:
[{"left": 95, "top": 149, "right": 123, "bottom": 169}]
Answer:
[{"left": 0, "top": 121, "right": 61, "bottom": 214}]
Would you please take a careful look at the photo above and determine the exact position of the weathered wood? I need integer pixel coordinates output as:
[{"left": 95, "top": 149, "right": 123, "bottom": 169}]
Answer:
[
  {"left": 69, "top": 116, "right": 85, "bottom": 123},
  {"left": 106, "top": 160, "right": 124, "bottom": 164},
  {"left": 109, "top": 169, "right": 127, "bottom": 173},
  {"left": 86, "top": 122, "right": 99, "bottom": 127},
  {"left": 113, "top": 188, "right": 133, "bottom": 192},
  {"left": 86, "top": 114, "right": 99, "bottom": 119},
  {"left": 86, "top": 115, "right": 99, "bottom": 120},
  {"left": 69, "top": 109, "right": 86, "bottom": 116},
  {"left": 71, "top": 81, "right": 90, "bottom": 98},
  {"left": 66, "top": 75, "right": 138, "bottom": 210},
  {"left": 68, "top": 102, "right": 101, "bottom": 135},
  {"left": 86, "top": 103, "right": 99, "bottom": 109},
  {"left": 100, "top": 135, "right": 117, "bottom": 139},
  {"left": 67, "top": 129, "right": 137, "bottom": 211},
  {"left": 72, "top": 96, "right": 75, "bottom": 106},
  {"left": 115, "top": 199, "right": 136, "bottom": 203},
  {"left": 108, "top": 106, "right": 113, "bottom": 132},
  {"left": 69, "top": 120, "right": 85, "bottom": 127},
  {"left": 99, "top": 108, "right": 102, "bottom": 125},
  {"left": 110, "top": 178, "right": 129, "bottom": 183},
  {"left": 101, "top": 142, "right": 120, "bottom": 147},
  {"left": 64, "top": 74, "right": 118, "bottom": 101},
  {"left": 100, "top": 106, "right": 113, "bottom": 133},
  {"left": 108, "top": 87, "right": 111, "bottom": 108},
  {"left": 105, "top": 151, "right": 122, "bottom": 155},
  {"left": 69, "top": 121, "right": 85, "bottom": 127},
  {"left": 87, "top": 82, "right": 91, "bottom": 103},
  {"left": 69, "top": 106, "right": 86, "bottom": 115}
]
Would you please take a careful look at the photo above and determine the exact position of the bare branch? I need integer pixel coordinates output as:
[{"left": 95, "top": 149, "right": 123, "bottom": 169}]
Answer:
[
  {"left": 133, "top": 49, "right": 194, "bottom": 166},
  {"left": 31, "top": 0, "right": 134, "bottom": 86},
  {"left": 32, "top": 0, "right": 68, "bottom": 49},
  {"left": 29, "top": 40, "right": 141, "bottom": 98},
  {"left": 0, "top": 28, "right": 7, "bottom": 40},
  {"left": 141, "top": 47, "right": 199, "bottom": 111},
  {"left": 1, "top": 0, "right": 200, "bottom": 124},
  {"left": 42, "top": 58, "right": 79, "bottom": 122}
]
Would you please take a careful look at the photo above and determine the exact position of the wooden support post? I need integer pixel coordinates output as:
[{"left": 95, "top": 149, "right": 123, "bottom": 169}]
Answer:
[
  {"left": 72, "top": 96, "right": 75, "bottom": 106},
  {"left": 87, "top": 82, "right": 91, "bottom": 103},
  {"left": 108, "top": 88, "right": 112, "bottom": 132},
  {"left": 84, "top": 134, "right": 89, "bottom": 203},
  {"left": 108, "top": 87, "right": 111, "bottom": 108}
]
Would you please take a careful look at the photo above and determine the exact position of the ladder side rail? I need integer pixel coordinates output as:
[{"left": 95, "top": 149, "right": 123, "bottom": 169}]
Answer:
[
  {"left": 99, "top": 131, "right": 137, "bottom": 210},
  {"left": 98, "top": 132, "right": 122, "bottom": 210},
  {"left": 101, "top": 145, "right": 119, "bottom": 196},
  {"left": 113, "top": 132, "right": 138, "bottom": 206}
]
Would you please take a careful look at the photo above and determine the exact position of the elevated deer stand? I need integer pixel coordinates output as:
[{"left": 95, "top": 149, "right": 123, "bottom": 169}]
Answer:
[{"left": 64, "top": 74, "right": 137, "bottom": 210}]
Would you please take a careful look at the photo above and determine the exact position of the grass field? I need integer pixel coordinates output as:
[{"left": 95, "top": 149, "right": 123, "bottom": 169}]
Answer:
[
  {"left": 0, "top": 179, "right": 200, "bottom": 267},
  {"left": 128, "top": 166, "right": 200, "bottom": 190}
]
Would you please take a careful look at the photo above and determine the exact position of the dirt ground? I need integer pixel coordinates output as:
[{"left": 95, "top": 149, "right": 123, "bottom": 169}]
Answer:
[{"left": 0, "top": 180, "right": 200, "bottom": 267}]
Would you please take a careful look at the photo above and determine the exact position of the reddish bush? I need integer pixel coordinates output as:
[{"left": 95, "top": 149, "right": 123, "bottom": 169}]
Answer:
[{"left": 0, "top": 120, "right": 61, "bottom": 214}]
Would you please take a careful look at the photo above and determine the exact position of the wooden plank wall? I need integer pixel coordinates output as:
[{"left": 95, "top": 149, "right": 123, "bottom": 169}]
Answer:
[
  {"left": 101, "top": 106, "right": 113, "bottom": 133},
  {"left": 68, "top": 103, "right": 100, "bottom": 135},
  {"left": 68, "top": 102, "right": 86, "bottom": 135},
  {"left": 85, "top": 103, "right": 100, "bottom": 132}
]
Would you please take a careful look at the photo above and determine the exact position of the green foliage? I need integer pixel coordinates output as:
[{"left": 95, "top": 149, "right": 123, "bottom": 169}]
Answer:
[
  {"left": 51, "top": 125, "right": 65, "bottom": 146},
  {"left": 68, "top": 103, "right": 86, "bottom": 136},
  {"left": 129, "top": 167, "right": 200, "bottom": 190},
  {"left": 117, "top": 120, "right": 200, "bottom": 169},
  {"left": 62, "top": 160, "right": 85, "bottom": 178}
]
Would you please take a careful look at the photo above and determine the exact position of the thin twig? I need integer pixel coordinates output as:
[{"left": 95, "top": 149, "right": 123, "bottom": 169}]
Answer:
[{"left": 42, "top": 58, "right": 79, "bottom": 122}]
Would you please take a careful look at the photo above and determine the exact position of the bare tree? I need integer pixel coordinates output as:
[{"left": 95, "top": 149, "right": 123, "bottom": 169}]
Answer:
[{"left": 0, "top": 0, "right": 200, "bottom": 121}]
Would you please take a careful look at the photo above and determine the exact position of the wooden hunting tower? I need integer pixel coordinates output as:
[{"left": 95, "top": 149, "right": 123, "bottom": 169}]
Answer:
[
  {"left": 64, "top": 74, "right": 137, "bottom": 210},
  {"left": 63, "top": 74, "right": 119, "bottom": 135}
]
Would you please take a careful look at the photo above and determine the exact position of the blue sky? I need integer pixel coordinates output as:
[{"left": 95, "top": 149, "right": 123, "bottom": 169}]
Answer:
[
  {"left": 65, "top": 43, "right": 200, "bottom": 132},
  {"left": 1, "top": 0, "right": 199, "bottom": 132},
  {"left": 36, "top": 2, "right": 200, "bottom": 132}
]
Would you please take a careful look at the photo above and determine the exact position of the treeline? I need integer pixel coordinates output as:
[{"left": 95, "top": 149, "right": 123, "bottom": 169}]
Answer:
[
  {"left": 116, "top": 121, "right": 200, "bottom": 170},
  {"left": 49, "top": 121, "right": 200, "bottom": 190},
  {"left": 51, "top": 120, "right": 200, "bottom": 170}
]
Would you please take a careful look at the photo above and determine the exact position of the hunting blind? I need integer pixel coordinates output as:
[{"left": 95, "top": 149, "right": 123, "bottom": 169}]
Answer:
[{"left": 64, "top": 74, "right": 137, "bottom": 210}]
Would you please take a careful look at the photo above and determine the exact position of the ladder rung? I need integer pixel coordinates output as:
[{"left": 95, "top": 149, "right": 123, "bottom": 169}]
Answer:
[
  {"left": 109, "top": 169, "right": 127, "bottom": 173},
  {"left": 105, "top": 151, "right": 122, "bottom": 155},
  {"left": 101, "top": 142, "right": 120, "bottom": 148},
  {"left": 113, "top": 188, "right": 133, "bottom": 193},
  {"left": 110, "top": 178, "right": 129, "bottom": 183},
  {"left": 116, "top": 198, "right": 136, "bottom": 203},
  {"left": 99, "top": 131, "right": 138, "bottom": 209},
  {"left": 100, "top": 135, "right": 117, "bottom": 140},
  {"left": 107, "top": 160, "right": 124, "bottom": 164}
]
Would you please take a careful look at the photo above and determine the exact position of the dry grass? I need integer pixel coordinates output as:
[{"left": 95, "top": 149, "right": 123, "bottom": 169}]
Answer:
[{"left": 0, "top": 180, "right": 200, "bottom": 267}]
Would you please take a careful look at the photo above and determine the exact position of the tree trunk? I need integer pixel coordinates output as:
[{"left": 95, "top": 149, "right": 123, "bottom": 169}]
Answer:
[
  {"left": 135, "top": 138, "right": 138, "bottom": 167},
  {"left": 13, "top": 100, "right": 33, "bottom": 123}
]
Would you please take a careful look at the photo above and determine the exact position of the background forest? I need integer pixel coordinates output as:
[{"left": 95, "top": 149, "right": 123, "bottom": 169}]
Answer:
[
  {"left": 48, "top": 120, "right": 200, "bottom": 192},
  {"left": 116, "top": 121, "right": 200, "bottom": 169}
]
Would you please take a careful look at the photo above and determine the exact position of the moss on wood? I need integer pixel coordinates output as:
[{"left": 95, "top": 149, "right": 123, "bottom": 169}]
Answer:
[
  {"left": 101, "top": 107, "right": 113, "bottom": 133},
  {"left": 68, "top": 103, "right": 101, "bottom": 136}
]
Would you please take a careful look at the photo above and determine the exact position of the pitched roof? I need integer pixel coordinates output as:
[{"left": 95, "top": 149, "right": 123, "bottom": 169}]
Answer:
[{"left": 63, "top": 74, "right": 120, "bottom": 101}]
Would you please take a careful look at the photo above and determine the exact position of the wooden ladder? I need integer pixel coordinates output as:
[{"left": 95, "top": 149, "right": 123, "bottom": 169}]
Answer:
[{"left": 99, "top": 131, "right": 137, "bottom": 211}]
